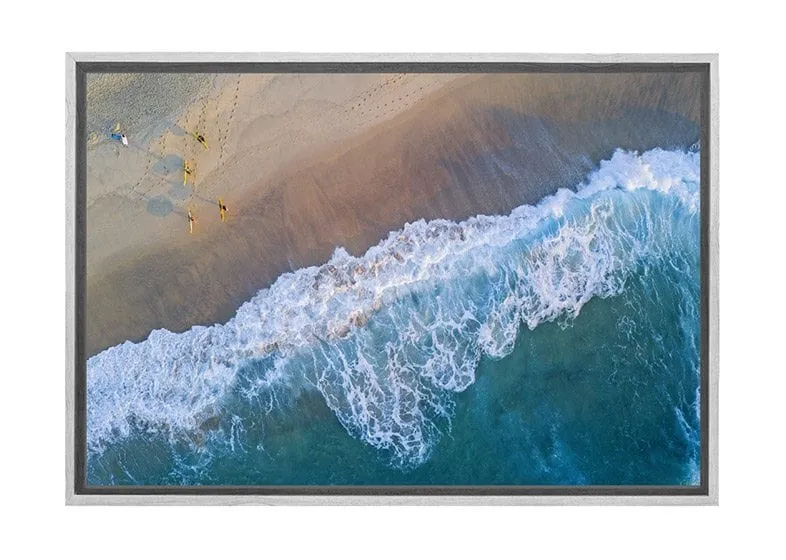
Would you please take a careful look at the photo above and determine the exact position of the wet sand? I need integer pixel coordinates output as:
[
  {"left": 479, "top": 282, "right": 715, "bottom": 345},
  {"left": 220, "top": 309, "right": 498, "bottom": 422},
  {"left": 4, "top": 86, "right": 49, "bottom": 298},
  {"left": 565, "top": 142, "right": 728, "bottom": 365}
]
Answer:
[{"left": 85, "top": 71, "right": 702, "bottom": 356}]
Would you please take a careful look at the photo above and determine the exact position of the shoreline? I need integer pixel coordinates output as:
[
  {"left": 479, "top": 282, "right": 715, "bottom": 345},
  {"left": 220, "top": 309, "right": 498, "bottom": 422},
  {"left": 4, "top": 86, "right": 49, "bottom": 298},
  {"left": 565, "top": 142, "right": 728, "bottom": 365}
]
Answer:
[{"left": 86, "top": 72, "right": 702, "bottom": 357}]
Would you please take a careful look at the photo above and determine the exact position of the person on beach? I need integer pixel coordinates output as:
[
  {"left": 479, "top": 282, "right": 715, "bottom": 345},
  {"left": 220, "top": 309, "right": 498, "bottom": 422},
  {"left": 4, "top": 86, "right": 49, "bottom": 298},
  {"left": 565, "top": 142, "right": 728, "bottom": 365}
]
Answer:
[
  {"left": 192, "top": 132, "right": 208, "bottom": 149},
  {"left": 110, "top": 132, "right": 128, "bottom": 147},
  {"left": 183, "top": 161, "right": 194, "bottom": 186},
  {"left": 218, "top": 197, "right": 228, "bottom": 222},
  {"left": 188, "top": 209, "right": 196, "bottom": 234}
]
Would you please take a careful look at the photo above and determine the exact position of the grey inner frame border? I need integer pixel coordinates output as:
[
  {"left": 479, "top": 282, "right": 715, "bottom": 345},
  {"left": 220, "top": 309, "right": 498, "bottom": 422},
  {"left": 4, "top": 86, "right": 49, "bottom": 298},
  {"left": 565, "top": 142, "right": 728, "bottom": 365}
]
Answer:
[{"left": 65, "top": 53, "right": 719, "bottom": 505}]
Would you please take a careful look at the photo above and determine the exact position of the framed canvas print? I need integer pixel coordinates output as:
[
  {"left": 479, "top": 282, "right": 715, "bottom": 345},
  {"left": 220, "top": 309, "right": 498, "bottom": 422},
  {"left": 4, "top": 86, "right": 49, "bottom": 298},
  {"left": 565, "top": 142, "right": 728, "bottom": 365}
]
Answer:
[{"left": 66, "top": 53, "right": 718, "bottom": 505}]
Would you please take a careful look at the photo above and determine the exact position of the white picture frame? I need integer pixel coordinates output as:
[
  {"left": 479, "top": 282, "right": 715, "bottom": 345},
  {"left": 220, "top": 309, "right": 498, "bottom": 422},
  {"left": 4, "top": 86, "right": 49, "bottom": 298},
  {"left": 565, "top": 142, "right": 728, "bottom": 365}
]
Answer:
[{"left": 66, "top": 52, "right": 719, "bottom": 505}]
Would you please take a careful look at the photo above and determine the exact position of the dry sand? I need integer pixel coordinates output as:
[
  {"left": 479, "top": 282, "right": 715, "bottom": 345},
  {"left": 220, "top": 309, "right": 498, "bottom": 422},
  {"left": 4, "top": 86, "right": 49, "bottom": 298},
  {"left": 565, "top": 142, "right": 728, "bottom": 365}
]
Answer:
[{"left": 85, "top": 71, "right": 703, "bottom": 356}]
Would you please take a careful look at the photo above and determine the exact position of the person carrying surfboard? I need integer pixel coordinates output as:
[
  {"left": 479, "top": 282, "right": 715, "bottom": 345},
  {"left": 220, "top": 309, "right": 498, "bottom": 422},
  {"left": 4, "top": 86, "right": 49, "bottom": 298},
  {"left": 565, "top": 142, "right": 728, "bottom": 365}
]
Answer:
[
  {"left": 183, "top": 161, "right": 194, "bottom": 186},
  {"left": 188, "top": 209, "right": 196, "bottom": 234},
  {"left": 218, "top": 197, "right": 228, "bottom": 222},
  {"left": 192, "top": 132, "right": 208, "bottom": 149}
]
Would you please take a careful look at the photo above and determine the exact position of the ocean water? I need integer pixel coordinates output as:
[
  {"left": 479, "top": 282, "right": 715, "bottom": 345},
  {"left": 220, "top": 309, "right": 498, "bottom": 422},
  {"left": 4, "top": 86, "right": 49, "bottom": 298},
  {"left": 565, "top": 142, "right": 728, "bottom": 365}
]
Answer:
[{"left": 86, "top": 148, "right": 701, "bottom": 486}]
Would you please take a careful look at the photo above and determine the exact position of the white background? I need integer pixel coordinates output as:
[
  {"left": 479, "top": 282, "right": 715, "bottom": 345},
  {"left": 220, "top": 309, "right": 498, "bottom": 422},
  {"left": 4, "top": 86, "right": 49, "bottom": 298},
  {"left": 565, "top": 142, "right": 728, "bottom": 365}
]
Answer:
[{"left": 1, "top": 0, "right": 783, "bottom": 557}]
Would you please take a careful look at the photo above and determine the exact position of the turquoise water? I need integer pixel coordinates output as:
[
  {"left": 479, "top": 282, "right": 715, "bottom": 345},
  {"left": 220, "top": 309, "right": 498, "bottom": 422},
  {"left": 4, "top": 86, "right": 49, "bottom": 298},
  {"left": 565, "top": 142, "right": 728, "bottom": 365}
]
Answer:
[{"left": 86, "top": 148, "right": 700, "bottom": 486}]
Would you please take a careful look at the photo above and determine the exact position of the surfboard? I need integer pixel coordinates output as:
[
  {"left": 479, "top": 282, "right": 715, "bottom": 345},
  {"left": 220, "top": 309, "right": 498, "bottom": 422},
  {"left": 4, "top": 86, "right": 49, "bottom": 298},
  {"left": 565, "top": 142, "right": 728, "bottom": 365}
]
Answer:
[{"left": 218, "top": 198, "right": 226, "bottom": 221}]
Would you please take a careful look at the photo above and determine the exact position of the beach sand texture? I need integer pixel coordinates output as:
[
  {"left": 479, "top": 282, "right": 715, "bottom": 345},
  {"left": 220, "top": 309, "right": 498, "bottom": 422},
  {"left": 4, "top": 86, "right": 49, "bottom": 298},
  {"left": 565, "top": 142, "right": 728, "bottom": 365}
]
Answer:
[{"left": 85, "top": 71, "right": 702, "bottom": 357}]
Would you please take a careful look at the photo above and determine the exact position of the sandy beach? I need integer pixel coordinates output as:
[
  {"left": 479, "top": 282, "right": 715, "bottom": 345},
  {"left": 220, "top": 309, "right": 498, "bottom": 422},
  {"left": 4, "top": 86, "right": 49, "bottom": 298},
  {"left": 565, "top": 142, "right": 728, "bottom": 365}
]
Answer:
[{"left": 85, "top": 71, "right": 702, "bottom": 357}]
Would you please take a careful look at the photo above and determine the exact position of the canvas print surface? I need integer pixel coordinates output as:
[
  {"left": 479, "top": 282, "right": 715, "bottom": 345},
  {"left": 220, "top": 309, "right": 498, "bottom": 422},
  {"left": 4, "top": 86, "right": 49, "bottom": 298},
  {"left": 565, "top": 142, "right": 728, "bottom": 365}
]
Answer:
[{"left": 84, "top": 71, "right": 703, "bottom": 487}]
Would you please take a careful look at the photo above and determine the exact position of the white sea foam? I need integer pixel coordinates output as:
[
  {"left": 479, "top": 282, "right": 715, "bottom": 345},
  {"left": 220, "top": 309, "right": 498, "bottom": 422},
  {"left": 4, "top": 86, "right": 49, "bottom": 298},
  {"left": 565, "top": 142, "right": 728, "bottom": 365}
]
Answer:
[{"left": 87, "top": 148, "right": 700, "bottom": 466}]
